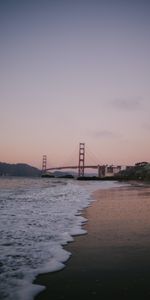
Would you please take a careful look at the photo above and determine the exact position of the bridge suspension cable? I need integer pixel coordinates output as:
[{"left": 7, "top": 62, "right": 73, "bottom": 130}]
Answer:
[
  {"left": 60, "top": 144, "right": 79, "bottom": 167},
  {"left": 86, "top": 145, "right": 100, "bottom": 165}
]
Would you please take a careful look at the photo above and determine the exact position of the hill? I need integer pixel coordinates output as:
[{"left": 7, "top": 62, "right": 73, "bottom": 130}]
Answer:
[
  {"left": 0, "top": 162, "right": 41, "bottom": 177},
  {"left": 117, "top": 162, "right": 150, "bottom": 181}
]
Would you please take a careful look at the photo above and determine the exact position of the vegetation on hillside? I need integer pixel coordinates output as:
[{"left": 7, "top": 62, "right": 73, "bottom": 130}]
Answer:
[{"left": 117, "top": 162, "right": 150, "bottom": 181}]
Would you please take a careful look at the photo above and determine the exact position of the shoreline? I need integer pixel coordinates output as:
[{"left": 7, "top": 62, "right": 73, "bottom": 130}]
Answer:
[{"left": 34, "top": 184, "right": 150, "bottom": 299}]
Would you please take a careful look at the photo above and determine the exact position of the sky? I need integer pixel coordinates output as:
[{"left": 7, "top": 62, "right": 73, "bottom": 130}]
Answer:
[{"left": 1, "top": 0, "right": 150, "bottom": 168}]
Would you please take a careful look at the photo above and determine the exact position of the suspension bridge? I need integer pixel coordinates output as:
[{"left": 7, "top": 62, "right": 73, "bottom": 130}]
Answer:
[{"left": 42, "top": 143, "right": 123, "bottom": 178}]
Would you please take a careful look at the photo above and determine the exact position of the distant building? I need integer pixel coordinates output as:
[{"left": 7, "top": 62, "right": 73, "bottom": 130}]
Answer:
[{"left": 98, "top": 165, "right": 126, "bottom": 178}]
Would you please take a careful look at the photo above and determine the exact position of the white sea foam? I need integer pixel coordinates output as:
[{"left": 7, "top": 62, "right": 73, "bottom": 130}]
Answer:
[{"left": 0, "top": 177, "right": 124, "bottom": 300}]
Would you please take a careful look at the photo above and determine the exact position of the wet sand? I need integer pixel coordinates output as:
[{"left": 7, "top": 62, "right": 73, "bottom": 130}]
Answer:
[{"left": 34, "top": 185, "right": 150, "bottom": 299}]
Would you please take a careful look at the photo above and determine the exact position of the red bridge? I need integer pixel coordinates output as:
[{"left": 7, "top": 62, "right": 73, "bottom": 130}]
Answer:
[{"left": 42, "top": 143, "right": 124, "bottom": 178}]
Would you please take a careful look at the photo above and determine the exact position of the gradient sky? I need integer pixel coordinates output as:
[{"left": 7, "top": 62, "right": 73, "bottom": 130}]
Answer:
[{"left": 1, "top": 0, "right": 150, "bottom": 168}]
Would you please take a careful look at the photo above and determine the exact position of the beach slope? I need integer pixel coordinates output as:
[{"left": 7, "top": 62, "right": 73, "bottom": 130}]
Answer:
[{"left": 34, "top": 185, "right": 150, "bottom": 299}]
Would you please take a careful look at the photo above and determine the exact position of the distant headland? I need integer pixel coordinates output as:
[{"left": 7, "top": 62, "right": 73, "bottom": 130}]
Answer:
[{"left": 0, "top": 162, "right": 41, "bottom": 177}]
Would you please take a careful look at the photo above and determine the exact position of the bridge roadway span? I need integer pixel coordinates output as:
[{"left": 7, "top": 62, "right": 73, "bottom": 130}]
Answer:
[{"left": 46, "top": 165, "right": 98, "bottom": 171}]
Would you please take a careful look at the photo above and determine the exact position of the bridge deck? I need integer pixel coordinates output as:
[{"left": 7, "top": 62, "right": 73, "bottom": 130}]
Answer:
[{"left": 46, "top": 165, "right": 99, "bottom": 171}]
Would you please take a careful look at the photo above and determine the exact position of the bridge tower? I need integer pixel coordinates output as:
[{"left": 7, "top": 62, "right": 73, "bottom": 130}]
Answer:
[
  {"left": 78, "top": 143, "right": 85, "bottom": 177},
  {"left": 42, "top": 155, "right": 47, "bottom": 174}
]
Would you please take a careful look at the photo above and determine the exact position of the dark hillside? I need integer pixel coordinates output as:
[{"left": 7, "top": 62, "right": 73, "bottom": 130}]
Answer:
[
  {"left": 117, "top": 162, "right": 150, "bottom": 181},
  {"left": 0, "top": 162, "right": 41, "bottom": 177}
]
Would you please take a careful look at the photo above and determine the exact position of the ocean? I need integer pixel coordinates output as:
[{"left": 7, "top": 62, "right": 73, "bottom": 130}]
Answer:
[{"left": 0, "top": 177, "right": 123, "bottom": 300}]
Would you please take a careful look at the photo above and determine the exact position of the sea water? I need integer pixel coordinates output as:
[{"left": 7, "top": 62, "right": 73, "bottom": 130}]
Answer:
[{"left": 0, "top": 177, "right": 123, "bottom": 300}]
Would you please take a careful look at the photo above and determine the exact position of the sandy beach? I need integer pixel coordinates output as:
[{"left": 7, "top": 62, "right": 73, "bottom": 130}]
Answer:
[{"left": 34, "top": 184, "right": 150, "bottom": 299}]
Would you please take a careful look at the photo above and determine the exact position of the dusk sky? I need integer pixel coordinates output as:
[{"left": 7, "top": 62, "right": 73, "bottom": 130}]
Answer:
[{"left": 1, "top": 0, "right": 150, "bottom": 168}]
